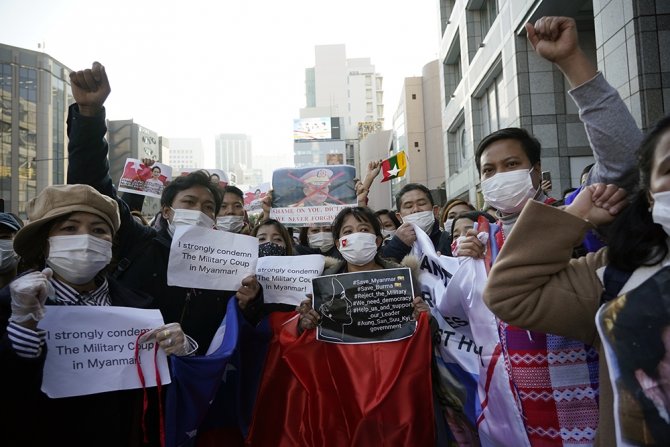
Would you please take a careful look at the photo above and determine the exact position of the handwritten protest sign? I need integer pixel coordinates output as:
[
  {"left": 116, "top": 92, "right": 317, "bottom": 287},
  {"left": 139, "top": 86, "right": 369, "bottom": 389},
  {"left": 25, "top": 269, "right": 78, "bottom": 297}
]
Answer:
[
  {"left": 256, "top": 255, "right": 324, "bottom": 306},
  {"left": 312, "top": 267, "right": 415, "bottom": 344},
  {"left": 270, "top": 165, "right": 356, "bottom": 227},
  {"left": 39, "top": 306, "right": 170, "bottom": 398},
  {"left": 167, "top": 225, "right": 258, "bottom": 290},
  {"left": 118, "top": 158, "right": 172, "bottom": 198}
]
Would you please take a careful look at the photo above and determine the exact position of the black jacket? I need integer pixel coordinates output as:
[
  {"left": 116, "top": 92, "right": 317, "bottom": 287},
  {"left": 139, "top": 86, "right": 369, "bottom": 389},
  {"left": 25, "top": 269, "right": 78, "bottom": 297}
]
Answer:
[
  {"left": 66, "top": 104, "right": 244, "bottom": 354},
  {"left": 0, "top": 277, "right": 156, "bottom": 447}
]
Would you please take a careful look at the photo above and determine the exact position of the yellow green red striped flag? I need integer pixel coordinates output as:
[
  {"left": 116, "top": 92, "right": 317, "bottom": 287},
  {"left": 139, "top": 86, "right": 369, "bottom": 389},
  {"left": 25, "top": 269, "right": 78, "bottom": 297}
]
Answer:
[{"left": 381, "top": 151, "right": 407, "bottom": 182}]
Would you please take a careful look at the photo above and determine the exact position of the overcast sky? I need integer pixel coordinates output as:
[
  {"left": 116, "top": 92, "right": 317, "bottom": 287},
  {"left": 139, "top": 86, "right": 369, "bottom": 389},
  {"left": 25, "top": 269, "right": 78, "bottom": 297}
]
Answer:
[{"left": 0, "top": 0, "right": 441, "bottom": 180}]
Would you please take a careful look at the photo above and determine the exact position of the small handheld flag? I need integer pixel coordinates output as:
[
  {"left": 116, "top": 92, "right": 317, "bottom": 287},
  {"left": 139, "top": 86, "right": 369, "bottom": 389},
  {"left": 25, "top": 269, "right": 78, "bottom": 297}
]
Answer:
[{"left": 381, "top": 151, "right": 407, "bottom": 183}]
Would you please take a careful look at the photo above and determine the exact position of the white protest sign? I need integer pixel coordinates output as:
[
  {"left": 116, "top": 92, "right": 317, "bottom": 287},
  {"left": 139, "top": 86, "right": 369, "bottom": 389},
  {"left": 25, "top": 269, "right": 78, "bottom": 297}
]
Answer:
[
  {"left": 256, "top": 255, "right": 325, "bottom": 306},
  {"left": 39, "top": 306, "right": 170, "bottom": 398},
  {"left": 168, "top": 225, "right": 258, "bottom": 290}
]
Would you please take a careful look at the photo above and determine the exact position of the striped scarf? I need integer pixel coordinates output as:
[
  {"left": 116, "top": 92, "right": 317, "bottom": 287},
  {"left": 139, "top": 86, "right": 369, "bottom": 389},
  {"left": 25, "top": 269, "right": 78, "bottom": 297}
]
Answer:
[
  {"left": 495, "top": 205, "right": 599, "bottom": 446},
  {"left": 498, "top": 322, "right": 599, "bottom": 445}
]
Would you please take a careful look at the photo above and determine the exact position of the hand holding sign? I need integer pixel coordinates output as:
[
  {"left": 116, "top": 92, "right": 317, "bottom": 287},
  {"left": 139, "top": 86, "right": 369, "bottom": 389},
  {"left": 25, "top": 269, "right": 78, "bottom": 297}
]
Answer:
[
  {"left": 139, "top": 322, "right": 191, "bottom": 356},
  {"left": 237, "top": 275, "right": 261, "bottom": 310},
  {"left": 297, "top": 296, "right": 321, "bottom": 333},
  {"left": 9, "top": 268, "right": 54, "bottom": 326}
]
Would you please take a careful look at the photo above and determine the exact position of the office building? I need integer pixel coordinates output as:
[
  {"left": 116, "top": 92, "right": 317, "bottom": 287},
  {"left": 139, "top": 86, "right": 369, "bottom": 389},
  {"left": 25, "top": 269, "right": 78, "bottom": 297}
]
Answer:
[
  {"left": 107, "top": 119, "right": 159, "bottom": 186},
  {"left": 296, "top": 45, "right": 384, "bottom": 171},
  {"left": 215, "top": 133, "right": 252, "bottom": 172},
  {"left": 167, "top": 138, "right": 205, "bottom": 170},
  {"left": 390, "top": 60, "right": 446, "bottom": 206},
  {"left": 438, "top": 0, "right": 668, "bottom": 205},
  {"left": 0, "top": 43, "right": 72, "bottom": 217}
]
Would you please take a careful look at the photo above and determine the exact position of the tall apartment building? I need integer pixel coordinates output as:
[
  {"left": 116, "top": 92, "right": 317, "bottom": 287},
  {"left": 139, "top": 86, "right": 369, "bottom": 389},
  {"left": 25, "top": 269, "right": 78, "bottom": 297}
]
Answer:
[
  {"left": 0, "top": 44, "right": 72, "bottom": 217},
  {"left": 215, "top": 133, "right": 252, "bottom": 172},
  {"left": 389, "top": 60, "right": 446, "bottom": 206},
  {"left": 438, "top": 0, "right": 669, "bottom": 205},
  {"left": 167, "top": 138, "right": 205, "bottom": 170},
  {"left": 296, "top": 45, "right": 384, "bottom": 171},
  {"left": 107, "top": 119, "right": 160, "bottom": 186}
]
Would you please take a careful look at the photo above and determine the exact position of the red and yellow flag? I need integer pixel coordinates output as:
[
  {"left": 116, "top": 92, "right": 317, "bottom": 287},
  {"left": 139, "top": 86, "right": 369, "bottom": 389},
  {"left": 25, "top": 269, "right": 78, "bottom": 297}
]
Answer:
[{"left": 381, "top": 151, "right": 407, "bottom": 183}]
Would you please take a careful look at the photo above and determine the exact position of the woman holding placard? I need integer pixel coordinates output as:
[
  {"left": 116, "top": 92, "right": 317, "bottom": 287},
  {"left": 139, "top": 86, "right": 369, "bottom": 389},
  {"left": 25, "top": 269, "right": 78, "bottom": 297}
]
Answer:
[
  {"left": 0, "top": 184, "right": 174, "bottom": 445},
  {"left": 245, "top": 206, "right": 436, "bottom": 446},
  {"left": 297, "top": 206, "right": 429, "bottom": 330}
]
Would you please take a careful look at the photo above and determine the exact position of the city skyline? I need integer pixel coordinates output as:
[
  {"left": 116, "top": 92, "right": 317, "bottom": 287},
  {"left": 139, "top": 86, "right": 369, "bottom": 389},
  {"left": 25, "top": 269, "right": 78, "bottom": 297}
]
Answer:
[{"left": 0, "top": 0, "right": 440, "bottom": 181}]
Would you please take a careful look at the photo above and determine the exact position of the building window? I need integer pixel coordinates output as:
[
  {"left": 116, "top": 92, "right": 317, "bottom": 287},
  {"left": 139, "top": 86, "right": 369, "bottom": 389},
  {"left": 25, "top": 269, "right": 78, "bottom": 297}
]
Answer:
[
  {"left": 459, "top": 127, "right": 468, "bottom": 164},
  {"left": 414, "top": 141, "right": 419, "bottom": 148},
  {"left": 366, "top": 102, "right": 373, "bottom": 113},
  {"left": 443, "top": 33, "right": 462, "bottom": 103},
  {"left": 439, "top": 0, "right": 457, "bottom": 35},
  {"left": 446, "top": 111, "right": 466, "bottom": 175},
  {"left": 480, "top": 0, "right": 498, "bottom": 37},
  {"left": 411, "top": 93, "right": 417, "bottom": 100},
  {"left": 465, "top": 0, "right": 498, "bottom": 60},
  {"left": 473, "top": 58, "right": 503, "bottom": 143},
  {"left": 479, "top": 75, "right": 501, "bottom": 136}
]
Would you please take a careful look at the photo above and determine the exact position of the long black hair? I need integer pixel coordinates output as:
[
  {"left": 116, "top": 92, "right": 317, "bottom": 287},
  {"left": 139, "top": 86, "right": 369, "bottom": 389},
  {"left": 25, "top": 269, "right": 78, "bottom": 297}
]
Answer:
[{"left": 607, "top": 116, "right": 670, "bottom": 271}]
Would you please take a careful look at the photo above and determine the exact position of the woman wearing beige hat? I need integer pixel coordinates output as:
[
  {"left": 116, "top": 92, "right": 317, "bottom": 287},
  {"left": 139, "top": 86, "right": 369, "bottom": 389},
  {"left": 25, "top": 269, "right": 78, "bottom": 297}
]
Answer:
[{"left": 0, "top": 184, "right": 173, "bottom": 446}]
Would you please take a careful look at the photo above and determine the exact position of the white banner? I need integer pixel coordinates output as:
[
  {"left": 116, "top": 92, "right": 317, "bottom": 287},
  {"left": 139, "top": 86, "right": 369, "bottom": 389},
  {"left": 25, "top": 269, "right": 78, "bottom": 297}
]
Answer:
[
  {"left": 445, "top": 257, "right": 530, "bottom": 447},
  {"left": 168, "top": 226, "right": 258, "bottom": 290},
  {"left": 409, "top": 224, "right": 479, "bottom": 374},
  {"left": 39, "top": 306, "right": 171, "bottom": 398},
  {"left": 256, "top": 255, "right": 324, "bottom": 306},
  {"left": 270, "top": 204, "right": 352, "bottom": 227}
]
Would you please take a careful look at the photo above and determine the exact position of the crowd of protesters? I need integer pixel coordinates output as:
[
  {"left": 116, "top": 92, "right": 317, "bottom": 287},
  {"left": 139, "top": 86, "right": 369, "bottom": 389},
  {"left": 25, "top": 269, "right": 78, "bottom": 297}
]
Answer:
[{"left": 2, "top": 15, "right": 670, "bottom": 447}]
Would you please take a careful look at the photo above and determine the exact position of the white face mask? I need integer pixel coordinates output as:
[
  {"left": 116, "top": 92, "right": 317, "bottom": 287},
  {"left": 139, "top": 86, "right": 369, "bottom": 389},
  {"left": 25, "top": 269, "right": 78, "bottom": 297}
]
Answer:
[
  {"left": 443, "top": 218, "right": 454, "bottom": 234},
  {"left": 216, "top": 215, "right": 245, "bottom": 233},
  {"left": 0, "top": 239, "right": 17, "bottom": 273},
  {"left": 338, "top": 232, "right": 378, "bottom": 266},
  {"left": 308, "top": 231, "right": 334, "bottom": 252},
  {"left": 46, "top": 235, "right": 112, "bottom": 285},
  {"left": 168, "top": 208, "right": 215, "bottom": 236},
  {"left": 652, "top": 190, "right": 670, "bottom": 237},
  {"left": 481, "top": 168, "right": 537, "bottom": 214},
  {"left": 402, "top": 210, "right": 435, "bottom": 234},
  {"left": 381, "top": 228, "right": 396, "bottom": 239}
]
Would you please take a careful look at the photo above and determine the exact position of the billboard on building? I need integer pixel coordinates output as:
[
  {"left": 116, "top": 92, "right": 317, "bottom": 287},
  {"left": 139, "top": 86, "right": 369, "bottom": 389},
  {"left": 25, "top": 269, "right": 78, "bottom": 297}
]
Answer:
[{"left": 293, "top": 117, "right": 341, "bottom": 140}]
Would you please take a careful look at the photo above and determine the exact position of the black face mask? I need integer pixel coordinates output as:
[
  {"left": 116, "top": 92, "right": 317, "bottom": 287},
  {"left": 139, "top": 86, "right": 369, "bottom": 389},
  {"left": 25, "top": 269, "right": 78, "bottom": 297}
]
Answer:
[{"left": 258, "top": 242, "right": 287, "bottom": 257}]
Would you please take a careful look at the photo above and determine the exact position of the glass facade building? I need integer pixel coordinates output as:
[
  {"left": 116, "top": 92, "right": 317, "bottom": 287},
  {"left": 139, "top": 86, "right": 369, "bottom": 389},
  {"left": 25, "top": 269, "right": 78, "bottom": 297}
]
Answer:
[{"left": 0, "top": 43, "right": 72, "bottom": 218}]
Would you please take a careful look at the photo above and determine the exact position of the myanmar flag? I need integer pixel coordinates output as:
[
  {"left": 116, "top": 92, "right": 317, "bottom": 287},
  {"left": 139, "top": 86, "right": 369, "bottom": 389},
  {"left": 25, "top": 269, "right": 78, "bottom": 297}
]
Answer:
[{"left": 381, "top": 151, "right": 407, "bottom": 182}]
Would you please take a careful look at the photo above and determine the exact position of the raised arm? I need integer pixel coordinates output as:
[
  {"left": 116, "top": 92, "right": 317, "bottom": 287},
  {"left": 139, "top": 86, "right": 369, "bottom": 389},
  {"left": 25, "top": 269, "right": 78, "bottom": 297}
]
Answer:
[
  {"left": 67, "top": 62, "right": 152, "bottom": 258},
  {"left": 527, "top": 17, "right": 643, "bottom": 188}
]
